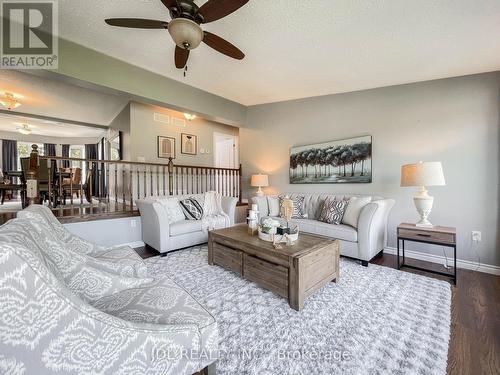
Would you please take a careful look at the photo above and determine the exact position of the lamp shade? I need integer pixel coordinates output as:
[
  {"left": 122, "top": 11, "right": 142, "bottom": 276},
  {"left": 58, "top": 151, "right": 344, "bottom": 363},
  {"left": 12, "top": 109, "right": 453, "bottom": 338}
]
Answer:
[
  {"left": 251, "top": 174, "right": 269, "bottom": 187},
  {"left": 401, "top": 162, "right": 445, "bottom": 187}
]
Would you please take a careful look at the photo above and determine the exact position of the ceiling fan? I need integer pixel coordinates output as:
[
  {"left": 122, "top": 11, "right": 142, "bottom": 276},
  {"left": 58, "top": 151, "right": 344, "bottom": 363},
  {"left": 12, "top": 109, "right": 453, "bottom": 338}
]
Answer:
[{"left": 105, "top": 0, "right": 248, "bottom": 70}]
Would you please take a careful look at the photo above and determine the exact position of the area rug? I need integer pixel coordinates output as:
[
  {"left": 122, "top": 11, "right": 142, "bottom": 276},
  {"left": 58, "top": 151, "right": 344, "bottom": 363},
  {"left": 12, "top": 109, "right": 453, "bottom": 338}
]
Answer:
[{"left": 146, "top": 246, "right": 451, "bottom": 375}]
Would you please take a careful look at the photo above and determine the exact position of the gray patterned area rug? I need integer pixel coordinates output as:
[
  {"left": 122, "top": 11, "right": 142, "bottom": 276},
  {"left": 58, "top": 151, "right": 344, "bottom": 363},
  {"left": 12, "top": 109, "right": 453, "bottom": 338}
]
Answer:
[{"left": 146, "top": 246, "right": 451, "bottom": 375}]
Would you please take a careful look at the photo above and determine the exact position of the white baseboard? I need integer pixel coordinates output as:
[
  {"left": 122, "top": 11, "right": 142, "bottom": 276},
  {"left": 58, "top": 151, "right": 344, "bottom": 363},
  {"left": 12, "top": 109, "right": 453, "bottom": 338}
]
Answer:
[
  {"left": 121, "top": 241, "right": 145, "bottom": 248},
  {"left": 384, "top": 246, "right": 500, "bottom": 276}
]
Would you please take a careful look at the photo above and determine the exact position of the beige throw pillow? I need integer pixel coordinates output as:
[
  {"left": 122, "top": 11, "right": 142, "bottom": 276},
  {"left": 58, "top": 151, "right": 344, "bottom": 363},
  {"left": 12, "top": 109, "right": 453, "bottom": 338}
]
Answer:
[{"left": 342, "top": 196, "right": 372, "bottom": 228}]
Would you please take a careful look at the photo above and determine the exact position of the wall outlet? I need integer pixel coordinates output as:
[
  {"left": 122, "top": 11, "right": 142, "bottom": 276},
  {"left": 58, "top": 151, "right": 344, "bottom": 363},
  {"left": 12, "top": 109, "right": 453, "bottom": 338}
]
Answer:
[
  {"left": 131, "top": 219, "right": 137, "bottom": 228},
  {"left": 471, "top": 231, "right": 481, "bottom": 242}
]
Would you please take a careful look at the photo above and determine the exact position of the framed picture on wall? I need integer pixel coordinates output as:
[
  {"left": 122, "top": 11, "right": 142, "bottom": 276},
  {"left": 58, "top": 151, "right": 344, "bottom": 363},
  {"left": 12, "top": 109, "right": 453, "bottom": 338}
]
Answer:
[
  {"left": 157, "top": 136, "right": 176, "bottom": 159},
  {"left": 290, "top": 135, "right": 372, "bottom": 184},
  {"left": 181, "top": 133, "right": 197, "bottom": 155}
]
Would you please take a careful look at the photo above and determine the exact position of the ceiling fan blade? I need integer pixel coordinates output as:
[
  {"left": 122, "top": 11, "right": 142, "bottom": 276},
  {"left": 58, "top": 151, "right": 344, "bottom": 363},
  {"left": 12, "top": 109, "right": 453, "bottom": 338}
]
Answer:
[
  {"left": 203, "top": 32, "right": 245, "bottom": 60},
  {"left": 175, "top": 46, "right": 190, "bottom": 69},
  {"left": 105, "top": 18, "right": 168, "bottom": 29},
  {"left": 197, "top": 0, "right": 249, "bottom": 23},
  {"left": 160, "top": 0, "right": 177, "bottom": 9}
]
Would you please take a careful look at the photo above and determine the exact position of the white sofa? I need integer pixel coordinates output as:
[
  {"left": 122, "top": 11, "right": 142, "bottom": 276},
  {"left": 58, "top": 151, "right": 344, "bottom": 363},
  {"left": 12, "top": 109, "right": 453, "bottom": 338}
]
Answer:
[
  {"left": 252, "top": 194, "right": 395, "bottom": 266},
  {"left": 137, "top": 194, "right": 238, "bottom": 254}
]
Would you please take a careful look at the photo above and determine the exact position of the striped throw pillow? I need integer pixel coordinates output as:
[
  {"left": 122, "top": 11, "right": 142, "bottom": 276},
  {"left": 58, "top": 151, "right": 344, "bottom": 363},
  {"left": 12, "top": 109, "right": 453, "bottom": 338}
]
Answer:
[{"left": 179, "top": 198, "right": 204, "bottom": 220}]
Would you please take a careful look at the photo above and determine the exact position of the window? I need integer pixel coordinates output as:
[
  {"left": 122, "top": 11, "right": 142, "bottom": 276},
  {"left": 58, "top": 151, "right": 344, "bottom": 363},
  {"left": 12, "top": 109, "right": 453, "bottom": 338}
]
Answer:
[
  {"left": 69, "top": 145, "right": 85, "bottom": 169},
  {"left": 17, "top": 142, "right": 44, "bottom": 169}
]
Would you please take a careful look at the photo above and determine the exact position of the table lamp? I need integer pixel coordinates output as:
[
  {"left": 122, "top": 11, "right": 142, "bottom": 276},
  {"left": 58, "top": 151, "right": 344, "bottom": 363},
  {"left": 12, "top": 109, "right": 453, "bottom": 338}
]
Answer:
[
  {"left": 401, "top": 161, "right": 445, "bottom": 227},
  {"left": 251, "top": 174, "right": 269, "bottom": 197}
]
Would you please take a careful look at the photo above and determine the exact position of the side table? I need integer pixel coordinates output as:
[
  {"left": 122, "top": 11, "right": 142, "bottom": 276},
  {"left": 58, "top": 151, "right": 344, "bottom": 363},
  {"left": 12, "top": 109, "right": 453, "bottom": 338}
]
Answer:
[{"left": 397, "top": 223, "right": 457, "bottom": 285}]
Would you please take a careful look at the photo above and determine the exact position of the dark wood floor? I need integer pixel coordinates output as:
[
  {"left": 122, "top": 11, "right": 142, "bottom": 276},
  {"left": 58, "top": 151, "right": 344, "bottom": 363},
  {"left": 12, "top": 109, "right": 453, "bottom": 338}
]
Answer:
[{"left": 136, "top": 245, "right": 500, "bottom": 375}]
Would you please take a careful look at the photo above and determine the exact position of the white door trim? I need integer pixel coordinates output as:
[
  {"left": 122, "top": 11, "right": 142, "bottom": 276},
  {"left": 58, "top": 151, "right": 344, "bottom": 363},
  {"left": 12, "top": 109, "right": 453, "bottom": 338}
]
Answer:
[{"left": 213, "top": 132, "right": 239, "bottom": 169}]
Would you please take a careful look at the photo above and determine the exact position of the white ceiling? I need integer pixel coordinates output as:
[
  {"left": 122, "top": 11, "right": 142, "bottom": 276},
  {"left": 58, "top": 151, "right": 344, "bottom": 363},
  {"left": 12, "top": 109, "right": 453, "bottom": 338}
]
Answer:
[
  {"left": 0, "top": 113, "right": 106, "bottom": 138},
  {"left": 58, "top": 0, "right": 500, "bottom": 106},
  {"left": 0, "top": 70, "right": 129, "bottom": 125}
]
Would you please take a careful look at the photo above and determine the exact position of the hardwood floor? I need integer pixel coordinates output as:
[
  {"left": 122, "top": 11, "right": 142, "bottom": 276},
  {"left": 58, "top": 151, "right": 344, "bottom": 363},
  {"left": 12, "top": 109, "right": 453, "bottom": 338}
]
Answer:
[{"left": 136, "top": 245, "right": 500, "bottom": 375}]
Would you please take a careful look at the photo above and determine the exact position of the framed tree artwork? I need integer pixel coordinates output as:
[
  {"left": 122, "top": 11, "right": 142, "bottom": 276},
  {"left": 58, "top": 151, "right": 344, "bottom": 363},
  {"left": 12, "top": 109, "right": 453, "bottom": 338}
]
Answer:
[
  {"left": 181, "top": 133, "right": 197, "bottom": 155},
  {"left": 157, "top": 136, "right": 176, "bottom": 159},
  {"left": 290, "top": 135, "right": 372, "bottom": 184}
]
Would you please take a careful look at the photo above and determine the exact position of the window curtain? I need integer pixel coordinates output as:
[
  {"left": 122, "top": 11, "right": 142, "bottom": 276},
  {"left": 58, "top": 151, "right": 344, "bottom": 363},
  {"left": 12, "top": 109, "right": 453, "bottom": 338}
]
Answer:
[
  {"left": 44, "top": 143, "right": 56, "bottom": 157},
  {"left": 85, "top": 143, "right": 99, "bottom": 197},
  {"left": 61, "top": 144, "right": 70, "bottom": 168},
  {"left": 2, "top": 139, "right": 18, "bottom": 176},
  {"left": 2, "top": 140, "right": 18, "bottom": 197}
]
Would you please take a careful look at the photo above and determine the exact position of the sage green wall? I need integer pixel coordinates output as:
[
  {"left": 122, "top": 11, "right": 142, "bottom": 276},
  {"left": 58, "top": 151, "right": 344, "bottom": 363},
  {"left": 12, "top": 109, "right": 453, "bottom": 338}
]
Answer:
[
  {"left": 36, "top": 38, "right": 246, "bottom": 126},
  {"left": 109, "top": 103, "right": 131, "bottom": 161},
  {"left": 129, "top": 102, "right": 238, "bottom": 166},
  {"left": 241, "top": 72, "right": 500, "bottom": 268}
]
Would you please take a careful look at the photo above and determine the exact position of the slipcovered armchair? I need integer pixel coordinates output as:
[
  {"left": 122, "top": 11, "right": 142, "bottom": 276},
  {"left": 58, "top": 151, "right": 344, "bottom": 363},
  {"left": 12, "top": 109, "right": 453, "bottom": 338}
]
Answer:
[
  {"left": 17, "top": 204, "right": 148, "bottom": 277},
  {"left": 0, "top": 208, "right": 218, "bottom": 374}
]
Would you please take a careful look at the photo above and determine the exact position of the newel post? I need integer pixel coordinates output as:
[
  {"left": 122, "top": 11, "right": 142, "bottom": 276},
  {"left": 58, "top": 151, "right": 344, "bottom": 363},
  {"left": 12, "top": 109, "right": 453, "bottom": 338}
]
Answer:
[
  {"left": 238, "top": 164, "right": 242, "bottom": 204},
  {"left": 26, "top": 144, "right": 40, "bottom": 206},
  {"left": 168, "top": 157, "right": 174, "bottom": 196}
]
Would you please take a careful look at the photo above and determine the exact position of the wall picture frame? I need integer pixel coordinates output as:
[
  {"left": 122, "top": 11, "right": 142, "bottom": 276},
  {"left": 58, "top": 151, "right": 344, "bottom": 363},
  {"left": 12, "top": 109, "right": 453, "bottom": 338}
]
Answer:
[
  {"left": 157, "top": 136, "right": 176, "bottom": 159},
  {"left": 290, "top": 135, "right": 372, "bottom": 184},
  {"left": 181, "top": 133, "right": 197, "bottom": 155}
]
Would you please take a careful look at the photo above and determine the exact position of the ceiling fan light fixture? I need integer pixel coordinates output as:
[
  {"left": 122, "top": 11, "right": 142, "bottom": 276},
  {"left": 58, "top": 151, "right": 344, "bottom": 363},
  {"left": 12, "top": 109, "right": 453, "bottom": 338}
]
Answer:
[
  {"left": 0, "top": 92, "right": 22, "bottom": 110},
  {"left": 168, "top": 18, "right": 203, "bottom": 50},
  {"left": 184, "top": 113, "right": 196, "bottom": 121}
]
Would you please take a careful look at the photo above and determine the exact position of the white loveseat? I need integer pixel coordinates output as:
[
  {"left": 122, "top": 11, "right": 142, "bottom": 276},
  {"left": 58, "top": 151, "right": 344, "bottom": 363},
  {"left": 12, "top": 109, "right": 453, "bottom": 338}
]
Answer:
[
  {"left": 137, "top": 194, "right": 238, "bottom": 254},
  {"left": 252, "top": 194, "right": 395, "bottom": 266}
]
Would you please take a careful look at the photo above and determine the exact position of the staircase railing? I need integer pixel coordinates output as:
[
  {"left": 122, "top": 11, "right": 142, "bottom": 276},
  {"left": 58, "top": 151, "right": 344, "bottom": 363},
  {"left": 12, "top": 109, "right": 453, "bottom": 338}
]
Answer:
[{"left": 23, "top": 144, "right": 242, "bottom": 219}]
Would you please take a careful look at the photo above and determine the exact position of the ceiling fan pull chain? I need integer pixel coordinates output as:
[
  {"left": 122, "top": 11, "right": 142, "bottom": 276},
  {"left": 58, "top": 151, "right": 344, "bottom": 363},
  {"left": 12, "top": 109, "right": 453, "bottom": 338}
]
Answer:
[{"left": 184, "top": 65, "right": 188, "bottom": 77}]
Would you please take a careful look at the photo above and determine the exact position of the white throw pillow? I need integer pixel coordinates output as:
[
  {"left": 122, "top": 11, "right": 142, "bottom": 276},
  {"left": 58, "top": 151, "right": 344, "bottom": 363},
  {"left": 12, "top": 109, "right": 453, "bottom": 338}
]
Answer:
[
  {"left": 157, "top": 198, "right": 186, "bottom": 223},
  {"left": 342, "top": 196, "right": 372, "bottom": 228},
  {"left": 267, "top": 196, "right": 280, "bottom": 217}
]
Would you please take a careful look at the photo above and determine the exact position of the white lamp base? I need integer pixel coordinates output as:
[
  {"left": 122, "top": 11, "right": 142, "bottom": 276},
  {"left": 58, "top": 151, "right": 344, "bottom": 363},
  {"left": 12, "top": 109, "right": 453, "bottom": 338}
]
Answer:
[
  {"left": 256, "top": 186, "right": 264, "bottom": 197},
  {"left": 413, "top": 187, "right": 434, "bottom": 227}
]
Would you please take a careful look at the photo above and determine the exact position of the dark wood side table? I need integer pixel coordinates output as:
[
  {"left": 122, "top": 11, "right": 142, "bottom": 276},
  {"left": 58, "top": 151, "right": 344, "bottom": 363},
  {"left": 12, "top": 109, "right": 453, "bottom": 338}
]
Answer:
[{"left": 397, "top": 223, "right": 457, "bottom": 285}]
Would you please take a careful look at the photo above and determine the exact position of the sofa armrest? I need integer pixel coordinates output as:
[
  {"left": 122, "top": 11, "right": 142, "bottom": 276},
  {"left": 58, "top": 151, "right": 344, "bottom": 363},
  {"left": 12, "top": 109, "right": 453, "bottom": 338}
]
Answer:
[
  {"left": 137, "top": 199, "right": 170, "bottom": 253},
  {"left": 220, "top": 196, "right": 238, "bottom": 225},
  {"left": 0, "top": 244, "right": 213, "bottom": 374},
  {"left": 357, "top": 198, "right": 395, "bottom": 261}
]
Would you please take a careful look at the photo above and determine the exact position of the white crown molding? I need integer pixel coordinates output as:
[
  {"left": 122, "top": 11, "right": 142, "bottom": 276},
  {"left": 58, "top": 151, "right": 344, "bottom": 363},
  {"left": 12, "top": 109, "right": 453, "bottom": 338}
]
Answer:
[{"left": 384, "top": 246, "right": 500, "bottom": 276}]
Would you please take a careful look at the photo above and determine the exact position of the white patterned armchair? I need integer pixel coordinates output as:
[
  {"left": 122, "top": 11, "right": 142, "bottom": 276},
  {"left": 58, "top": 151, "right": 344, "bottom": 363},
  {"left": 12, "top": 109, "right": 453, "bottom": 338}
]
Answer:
[{"left": 0, "top": 206, "right": 218, "bottom": 374}]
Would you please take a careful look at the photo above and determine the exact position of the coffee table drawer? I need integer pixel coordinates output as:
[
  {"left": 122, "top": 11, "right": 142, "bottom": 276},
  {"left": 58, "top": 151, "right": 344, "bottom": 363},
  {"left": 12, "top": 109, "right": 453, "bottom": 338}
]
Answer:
[
  {"left": 398, "top": 228, "right": 455, "bottom": 244},
  {"left": 243, "top": 254, "right": 289, "bottom": 298},
  {"left": 212, "top": 242, "right": 243, "bottom": 275}
]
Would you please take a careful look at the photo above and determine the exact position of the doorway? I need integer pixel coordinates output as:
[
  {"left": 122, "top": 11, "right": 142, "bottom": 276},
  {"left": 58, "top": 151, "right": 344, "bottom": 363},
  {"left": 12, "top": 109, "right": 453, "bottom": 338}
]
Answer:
[{"left": 213, "top": 132, "right": 238, "bottom": 169}]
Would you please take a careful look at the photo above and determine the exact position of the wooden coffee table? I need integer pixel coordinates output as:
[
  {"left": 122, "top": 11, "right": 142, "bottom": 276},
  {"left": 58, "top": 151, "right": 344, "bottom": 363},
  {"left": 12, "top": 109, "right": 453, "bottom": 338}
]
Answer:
[{"left": 208, "top": 225, "right": 339, "bottom": 311}]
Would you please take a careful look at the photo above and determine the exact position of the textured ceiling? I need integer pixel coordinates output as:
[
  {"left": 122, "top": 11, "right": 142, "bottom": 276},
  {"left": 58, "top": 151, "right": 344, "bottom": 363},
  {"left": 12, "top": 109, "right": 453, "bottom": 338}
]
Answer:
[{"left": 58, "top": 0, "right": 500, "bottom": 105}]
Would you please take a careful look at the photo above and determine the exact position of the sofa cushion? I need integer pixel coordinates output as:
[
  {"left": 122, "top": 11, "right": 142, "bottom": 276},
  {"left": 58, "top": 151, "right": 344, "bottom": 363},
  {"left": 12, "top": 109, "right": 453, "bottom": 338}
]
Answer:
[
  {"left": 267, "top": 196, "right": 280, "bottom": 216},
  {"left": 292, "top": 219, "right": 358, "bottom": 242},
  {"left": 252, "top": 196, "right": 269, "bottom": 217},
  {"left": 170, "top": 220, "right": 203, "bottom": 236},
  {"left": 319, "top": 197, "right": 348, "bottom": 225},
  {"left": 261, "top": 216, "right": 358, "bottom": 242},
  {"left": 342, "top": 196, "right": 372, "bottom": 228},
  {"left": 156, "top": 197, "right": 185, "bottom": 223}
]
